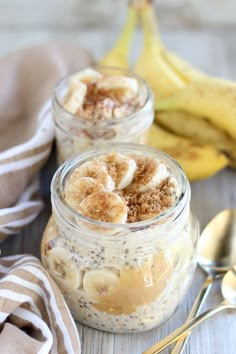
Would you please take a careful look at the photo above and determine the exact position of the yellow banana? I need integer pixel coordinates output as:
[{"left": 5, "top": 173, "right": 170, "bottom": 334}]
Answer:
[
  {"left": 134, "top": 1, "right": 206, "bottom": 84},
  {"left": 98, "top": 5, "right": 137, "bottom": 69},
  {"left": 155, "top": 78, "right": 236, "bottom": 141},
  {"left": 134, "top": 4, "right": 185, "bottom": 99},
  {"left": 161, "top": 50, "right": 207, "bottom": 83},
  {"left": 147, "top": 123, "right": 228, "bottom": 181},
  {"left": 155, "top": 111, "right": 236, "bottom": 168}
]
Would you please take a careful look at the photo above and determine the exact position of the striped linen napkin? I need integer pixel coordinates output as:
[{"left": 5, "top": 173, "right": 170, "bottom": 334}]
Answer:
[
  {"left": 0, "top": 41, "right": 93, "bottom": 240},
  {"left": 0, "top": 254, "right": 81, "bottom": 354}
]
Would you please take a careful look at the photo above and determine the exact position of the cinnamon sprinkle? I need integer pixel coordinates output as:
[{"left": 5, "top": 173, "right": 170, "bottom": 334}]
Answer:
[
  {"left": 118, "top": 178, "right": 178, "bottom": 223},
  {"left": 100, "top": 153, "right": 133, "bottom": 189},
  {"left": 75, "top": 81, "right": 142, "bottom": 120},
  {"left": 127, "top": 155, "right": 159, "bottom": 190}
]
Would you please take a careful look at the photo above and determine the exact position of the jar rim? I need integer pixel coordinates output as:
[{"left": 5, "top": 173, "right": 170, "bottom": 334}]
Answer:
[
  {"left": 53, "top": 65, "right": 153, "bottom": 128},
  {"left": 51, "top": 143, "right": 191, "bottom": 236}
]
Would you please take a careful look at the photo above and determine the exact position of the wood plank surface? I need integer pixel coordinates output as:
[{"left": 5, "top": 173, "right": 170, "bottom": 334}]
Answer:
[{"left": 1, "top": 28, "right": 236, "bottom": 354}]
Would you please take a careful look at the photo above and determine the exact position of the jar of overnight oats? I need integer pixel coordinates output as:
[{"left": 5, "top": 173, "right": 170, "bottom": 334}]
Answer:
[
  {"left": 52, "top": 67, "right": 154, "bottom": 164},
  {"left": 41, "top": 143, "right": 199, "bottom": 333}
]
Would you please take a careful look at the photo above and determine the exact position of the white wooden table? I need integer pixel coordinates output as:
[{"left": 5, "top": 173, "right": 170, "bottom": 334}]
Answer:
[{"left": 1, "top": 28, "right": 236, "bottom": 354}]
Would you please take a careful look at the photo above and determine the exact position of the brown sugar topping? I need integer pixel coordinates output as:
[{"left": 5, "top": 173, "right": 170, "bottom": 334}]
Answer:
[{"left": 119, "top": 178, "right": 178, "bottom": 222}]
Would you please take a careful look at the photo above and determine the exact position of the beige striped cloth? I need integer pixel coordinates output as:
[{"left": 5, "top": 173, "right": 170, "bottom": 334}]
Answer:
[
  {"left": 0, "top": 41, "right": 93, "bottom": 240},
  {"left": 0, "top": 254, "right": 81, "bottom": 354}
]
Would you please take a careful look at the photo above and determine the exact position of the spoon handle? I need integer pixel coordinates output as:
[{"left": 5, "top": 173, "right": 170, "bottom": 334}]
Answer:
[
  {"left": 142, "top": 301, "right": 234, "bottom": 354},
  {"left": 171, "top": 275, "right": 214, "bottom": 354}
]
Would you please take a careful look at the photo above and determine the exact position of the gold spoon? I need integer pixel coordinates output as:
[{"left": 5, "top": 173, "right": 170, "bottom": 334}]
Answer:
[
  {"left": 142, "top": 265, "right": 236, "bottom": 354},
  {"left": 171, "top": 209, "right": 236, "bottom": 353}
]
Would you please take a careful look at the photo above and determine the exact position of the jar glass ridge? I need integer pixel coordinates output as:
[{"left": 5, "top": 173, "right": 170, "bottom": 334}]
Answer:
[{"left": 41, "top": 143, "right": 199, "bottom": 333}]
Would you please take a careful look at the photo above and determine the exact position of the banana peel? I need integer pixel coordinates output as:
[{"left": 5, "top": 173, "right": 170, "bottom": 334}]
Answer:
[
  {"left": 134, "top": 1, "right": 207, "bottom": 84},
  {"left": 155, "top": 78, "right": 236, "bottom": 142},
  {"left": 147, "top": 123, "right": 229, "bottom": 181},
  {"left": 98, "top": 5, "right": 137, "bottom": 69},
  {"left": 134, "top": 5, "right": 185, "bottom": 99},
  {"left": 161, "top": 50, "right": 207, "bottom": 83},
  {"left": 97, "top": 0, "right": 234, "bottom": 181},
  {"left": 155, "top": 111, "right": 236, "bottom": 168}
]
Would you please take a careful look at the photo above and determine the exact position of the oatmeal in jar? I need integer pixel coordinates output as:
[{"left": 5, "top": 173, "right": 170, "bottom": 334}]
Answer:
[
  {"left": 53, "top": 67, "right": 153, "bottom": 163},
  {"left": 41, "top": 144, "right": 199, "bottom": 333}
]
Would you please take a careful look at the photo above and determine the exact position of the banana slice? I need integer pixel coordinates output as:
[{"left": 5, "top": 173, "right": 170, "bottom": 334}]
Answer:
[
  {"left": 63, "top": 81, "right": 87, "bottom": 114},
  {"left": 69, "top": 160, "right": 115, "bottom": 192},
  {"left": 97, "top": 75, "right": 138, "bottom": 100},
  {"left": 64, "top": 176, "right": 105, "bottom": 209},
  {"left": 113, "top": 105, "right": 135, "bottom": 118},
  {"left": 99, "top": 152, "right": 137, "bottom": 190},
  {"left": 83, "top": 268, "right": 119, "bottom": 300},
  {"left": 78, "top": 191, "right": 128, "bottom": 224},
  {"left": 127, "top": 156, "right": 170, "bottom": 193},
  {"left": 71, "top": 68, "right": 102, "bottom": 84},
  {"left": 46, "top": 247, "right": 82, "bottom": 291}
]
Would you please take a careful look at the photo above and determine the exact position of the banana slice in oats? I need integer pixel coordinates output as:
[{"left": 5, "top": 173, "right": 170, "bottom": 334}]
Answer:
[
  {"left": 72, "top": 68, "right": 102, "bottom": 84},
  {"left": 63, "top": 81, "right": 87, "bottom": 114},
  {"left": 97, "top": 76, "right": 138, "bottom": 99},
  {"left": 64, "top": 176, "right": 105, "bottom": 209},
  {"left": 69, "top": 160, "right": 115, "bottom": 192},
  {"left": 127, "top": 156, "right": 170, "bottom": 193},
  {"left": 83, "top": 268, "right": 119, "bottom": 300},
  {"left": 46, "top": 247, "right": 82, "bottom": 291},
  {"left": 99, "top": 152, "right": 137, "bottom": 190},
  {"left": 78, "top": 191, "right": 128, "bottom": 224}
]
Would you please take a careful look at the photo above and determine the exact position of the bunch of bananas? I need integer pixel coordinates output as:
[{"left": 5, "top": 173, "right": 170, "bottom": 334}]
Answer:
[{"left": 98, "top": 0, "right": 236, "bottom": 181}]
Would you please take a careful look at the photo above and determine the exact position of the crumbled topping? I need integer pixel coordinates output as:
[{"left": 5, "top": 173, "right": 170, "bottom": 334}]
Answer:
[{"left": 118, "top": 178, "right": 178, "bottom": 222}]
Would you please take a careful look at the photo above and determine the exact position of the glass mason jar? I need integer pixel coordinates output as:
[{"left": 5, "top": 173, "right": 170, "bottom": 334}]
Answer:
[
  {"left": 52, "top": 67, "right": 154, "bottom": 164},
  {"left": 41, "top": 144, "right": 199, "bottom": 333}
]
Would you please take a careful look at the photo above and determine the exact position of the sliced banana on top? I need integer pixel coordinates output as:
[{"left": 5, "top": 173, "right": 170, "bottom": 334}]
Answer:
[
  {"left": 78, "top": 191, "right": 128, "bottom": 224},
  {"left": 127, "top": 156, "right": 170, "bottom": 193},
  {"left": 99, "top": 152, "right": 137, "bottom": 190},
  {"left": 96, "top": 75, "right": 138, "bottom": 100},
  {"left": 46, "top": 247, "right": 82, "bottom": 291},
  {"left": 71, "top": 68, "right": 102, "bottom": 84},
  {"left": 83, "top": 267, "right": 119, "bottom": 300},
  {"left": 113, "top": 105, "right": 135, "bottom": 118},
  {"left": 69, "top": 160, "right": 115, "bottom": 192},
  {"left": 63, "top": 81, "right": 87, "bottom": 114},
  {"left": 64, "top": 176, "right": 105, "bottom": 209}
]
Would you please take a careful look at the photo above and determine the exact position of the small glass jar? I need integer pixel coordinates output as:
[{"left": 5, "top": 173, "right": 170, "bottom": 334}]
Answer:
[
  {"left": 52, "top": 67, "right": 154, "bottom": 164},
  {"left": 41, "top": 144, "right": 199, "bottom": 333}
]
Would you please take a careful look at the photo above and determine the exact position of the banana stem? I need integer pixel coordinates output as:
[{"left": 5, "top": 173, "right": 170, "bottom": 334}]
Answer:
[
  {"left": 114, "top": 6, "right": 137, "bottom": 55},
  {"left": 140, "top": 3, "right": 163, "bottom": 52}
]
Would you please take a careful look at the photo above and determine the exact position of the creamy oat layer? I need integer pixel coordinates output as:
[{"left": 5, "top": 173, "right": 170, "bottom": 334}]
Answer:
[
  {"left": 42, "top": 214, "right": 195, "bottom": 332},
  {"left": 64, "top": 152, "right": 180, "bottom": 224},
  {"left": 63, "top": 68, "right": 144, "bottom": 120}
]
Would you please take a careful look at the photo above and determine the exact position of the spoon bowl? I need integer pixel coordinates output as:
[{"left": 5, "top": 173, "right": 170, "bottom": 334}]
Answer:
[
  {"left": 170, "top": 209, "right": 236, "bottom": 353},
  {"left": 143, "top": 265, "right": 236, "bottom": 354},
  {"left": 171, "top": 209, "right": 236, "bottom": 354},
  {"left": 198, "top": 209, "right": 236, "bottom": 272},
  {"left": 145, "top": 209, "right": 236, "bottom": 354}
]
